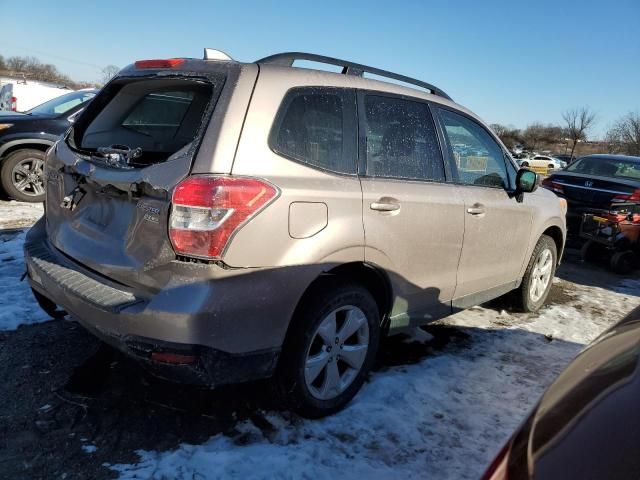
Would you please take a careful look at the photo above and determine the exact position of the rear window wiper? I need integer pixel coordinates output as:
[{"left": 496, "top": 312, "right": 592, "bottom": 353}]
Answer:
[{"left": 95, "top": 144, "right": 143, "bottom": 169}]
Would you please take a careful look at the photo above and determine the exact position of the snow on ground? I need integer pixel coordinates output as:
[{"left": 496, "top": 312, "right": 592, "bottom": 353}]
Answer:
[
  {"left": 110, "top": 276, "right": 640, "bottom": 480},
  {"left": 1, "top": 215, "right": 638, "bottom": 479},
  {"left": 0, "top": 200, "right": 43, "bottom": 229},
  {"left": 0, "top": 230, "right": 50, "bottom": 330}
]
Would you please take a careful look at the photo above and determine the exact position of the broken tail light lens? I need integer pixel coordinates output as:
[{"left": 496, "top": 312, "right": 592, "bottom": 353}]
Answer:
[
  {"left": 169, "top": 176, "right": 278, "bottom": 259},
  {"left": 135, "top": 59, "right": 185, "bottom": 69},
  {"left": 541, "top": 176, "right": 564, "bottom": 194}
]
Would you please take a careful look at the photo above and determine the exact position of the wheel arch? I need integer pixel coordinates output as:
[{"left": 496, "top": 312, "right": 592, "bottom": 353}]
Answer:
[
  {"left": 542, "top": 224, "right": 565, "bottom": 264},
  {"left": 282, "top": 261, "right": 393, "bottom": 347},
  {"left": 0, "top": 139, "right": 54, "bottom": 161}
]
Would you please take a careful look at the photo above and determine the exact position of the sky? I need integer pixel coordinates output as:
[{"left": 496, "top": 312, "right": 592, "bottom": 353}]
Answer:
[{"left": 2, "top": 0, "right": 639, "bottom": 138}]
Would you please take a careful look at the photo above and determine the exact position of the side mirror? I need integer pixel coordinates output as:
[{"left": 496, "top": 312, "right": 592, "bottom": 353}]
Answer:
[{"left": 516, "top": 168, "right": 539, "bottom": 194}]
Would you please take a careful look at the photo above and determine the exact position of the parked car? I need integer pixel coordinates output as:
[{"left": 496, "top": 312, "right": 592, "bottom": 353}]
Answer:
[
  {"left": 520, "top": 155, "right": 566, "bottom": 170},
  {"left": 541, "top": 154, "right": 640, "bottom": 233},
  {"left": 481, "top": 304, "right": 640, "bottom": 480},
  {"left": 24, "top": 49, "right": 566, "bottom": 417},
  {"left": 0, "top": 89, "right": 97, "bottom": 201},
  {"left": 0, "top": 77, "right": 73, "bottom": 112},
  {"left": 554, "top": 154, "right": 575, "bottom": 165}
]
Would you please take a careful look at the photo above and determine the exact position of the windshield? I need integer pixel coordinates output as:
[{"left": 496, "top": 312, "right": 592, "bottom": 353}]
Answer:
[
  {"left": 566, "top": 156, "right": 640, "bottom": 180},
  {"left": 28, "top": 90, "right": 96, "bottom": 116}
]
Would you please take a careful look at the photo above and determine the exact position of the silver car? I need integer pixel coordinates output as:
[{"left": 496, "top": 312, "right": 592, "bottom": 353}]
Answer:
[{"left": 24, "top": 49, "right": 566, "bottom": 417}]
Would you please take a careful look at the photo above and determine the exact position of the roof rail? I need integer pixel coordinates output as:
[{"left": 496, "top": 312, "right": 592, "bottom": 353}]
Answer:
[{"left": 255, "top": 52, "right": 452, "bottom": 101}]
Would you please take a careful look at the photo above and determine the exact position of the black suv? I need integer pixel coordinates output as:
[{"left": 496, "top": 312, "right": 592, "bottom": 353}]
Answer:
[{"left": 0, "top": 89, "right": 97, "bottom": 202}]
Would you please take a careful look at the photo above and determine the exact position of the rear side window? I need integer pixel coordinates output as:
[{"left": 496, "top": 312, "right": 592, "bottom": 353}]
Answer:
[
  {"left": 362, "top": 95, "right": 445, "bottom": 181},
  {"left": 271, "top": 88, "right": 356, "bottom": 174},
  {"left": 71, "top": 77, "right": 216, "bottom": 166}
]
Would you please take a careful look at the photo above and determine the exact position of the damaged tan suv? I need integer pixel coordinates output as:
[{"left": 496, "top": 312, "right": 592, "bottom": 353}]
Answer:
[{"left": 25, "top": 49, "right": 566, "bottom": 417}]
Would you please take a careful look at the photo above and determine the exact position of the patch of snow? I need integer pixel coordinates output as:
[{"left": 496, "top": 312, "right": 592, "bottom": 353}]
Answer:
[
  {"left": 0, "top": 200, "right": 43, "bottom": 229},
  {"left": 0, "top": 230, "right": 50, "bottom": 330},
  {"left": 112, "top": 278, "right": 640, "bottom": 480},
  {"left": 82, "top": 444, "right": 98, "bottom": 454}
]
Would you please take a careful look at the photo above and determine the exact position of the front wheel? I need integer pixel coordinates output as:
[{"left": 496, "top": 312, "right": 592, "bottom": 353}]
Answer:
[
  {"left": 515, "top": 235, "right": 557, "bottom": 312},
  {"left": 1, "top": 149, "right": 47, "bottom": 202},
  {"left": 277, "top": 281, "right": 380, "bottom": 418}
]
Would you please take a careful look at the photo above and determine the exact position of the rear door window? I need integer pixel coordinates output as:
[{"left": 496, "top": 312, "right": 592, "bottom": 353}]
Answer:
[
  {"left": 271, "top": 88, "right": 357, "bottom": 174},
  {"left": 437, "top": 108, "right": 509, "bottom": 188},
  {"left": 362, "top": 94, "right": 445, "bottom": 181}
]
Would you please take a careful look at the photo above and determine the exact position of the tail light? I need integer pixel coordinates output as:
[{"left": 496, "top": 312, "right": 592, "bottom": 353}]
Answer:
[
  {"left": 541, "top": 176, "right": 564, "bottom": 194},
  {"left": 10, "top": 96, "right": 16, "bottom": 111},
  {"left": 169, "top": 175, "right": 278, "bottom": 259},
  {"left": 135, "top": 59, "right": 185, "bottom": 69},
  {"left": 613, "top": 188, "right": 640, "bottom": 203}
]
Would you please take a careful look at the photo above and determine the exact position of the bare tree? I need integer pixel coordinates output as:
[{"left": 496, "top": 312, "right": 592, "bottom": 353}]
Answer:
[
  {"left": 100, "top": 65, "right": 120, "bottom": 84},
  {"left": 606, "top": 112, "right": 640, "bottom": 156},
  {"left": 522, "top": 123, "right": 547, "bottom": 151},
  {"left": 562, "top": 107, "right": 597, "bottom": 158}
]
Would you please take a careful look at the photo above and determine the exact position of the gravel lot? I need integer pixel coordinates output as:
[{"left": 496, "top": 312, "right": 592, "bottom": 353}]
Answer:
[{"left": 1, "top": 200, "right": 639, "bottom": 479}]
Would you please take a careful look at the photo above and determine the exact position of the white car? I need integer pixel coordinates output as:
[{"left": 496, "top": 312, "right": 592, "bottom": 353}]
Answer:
[
  {"left": 0, "top": 77, "right": 73, "bottom": 112},
  {"left": 519, "top": 155, "right": 566, "bottom": 170}
]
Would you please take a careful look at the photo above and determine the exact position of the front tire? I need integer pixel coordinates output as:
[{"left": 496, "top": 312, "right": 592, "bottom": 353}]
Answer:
[
  {"left": 515, "top": 235, "right": 557, "bottom": 312},
  {"left": 277, "top": 281, "right": 380, "bottom": 418},
  {"left": 1, "top": 149, "right": 46, "bottom": 202}
]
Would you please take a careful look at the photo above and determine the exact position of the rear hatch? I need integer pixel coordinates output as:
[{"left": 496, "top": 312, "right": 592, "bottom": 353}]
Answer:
[{"left": 44, "top": 59, "right": 238, "bottom": 293}]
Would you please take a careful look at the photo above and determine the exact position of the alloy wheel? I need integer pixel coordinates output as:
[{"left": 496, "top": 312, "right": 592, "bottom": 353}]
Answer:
[
  {"left": 304, "top": 305, "right": 370, "bottom": 400},
  {"left": 529, "top": 248, "right": 553, "bottom": 303},
  {"left": 11, "top": 157, "right": 45, "bottom": 198}
]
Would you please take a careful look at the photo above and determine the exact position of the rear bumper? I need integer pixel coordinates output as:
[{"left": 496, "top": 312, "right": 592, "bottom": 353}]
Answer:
[{"left": 23, "top": 219, "right": 295, "bottom": 387}]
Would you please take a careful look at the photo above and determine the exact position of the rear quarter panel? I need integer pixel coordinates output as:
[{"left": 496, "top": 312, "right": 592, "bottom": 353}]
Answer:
[{"left": 224, "top": 68, "right": 365, "bottom": 269}]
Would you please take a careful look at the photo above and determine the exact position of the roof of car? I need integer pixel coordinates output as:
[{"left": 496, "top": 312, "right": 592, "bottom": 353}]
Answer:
[{"left": 580, "top": 154, "right": 640, "bottom": 162}]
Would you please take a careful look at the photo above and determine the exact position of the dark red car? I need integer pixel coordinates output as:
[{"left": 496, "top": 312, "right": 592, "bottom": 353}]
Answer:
[{"left": 482, "top": 304, "right": 640, "bottom": 480}]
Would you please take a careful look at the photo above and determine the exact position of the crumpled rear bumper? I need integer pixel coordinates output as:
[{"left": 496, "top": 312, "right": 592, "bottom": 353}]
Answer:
[{"left": 23, "top": 218, "right": 286, "bottom": 386}]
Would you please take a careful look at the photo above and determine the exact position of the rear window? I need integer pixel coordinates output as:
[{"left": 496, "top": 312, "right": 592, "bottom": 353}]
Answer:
[
  {"left": 69, "top": 78, "right": 216, "bottom": 166},
  {"left": 566, "top": 157, "right": 640, "bottom": 180}
]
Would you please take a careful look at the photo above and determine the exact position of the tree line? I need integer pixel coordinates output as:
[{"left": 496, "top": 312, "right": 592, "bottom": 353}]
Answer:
[
  {"left": 491, "top": 106, "right": 639, "bottom": 157},
  {"left": 0, "top": 54, "right": 100, "bottom": 89}
]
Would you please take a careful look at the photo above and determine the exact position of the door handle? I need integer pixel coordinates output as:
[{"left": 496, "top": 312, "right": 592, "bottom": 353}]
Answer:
[
  {"left": 370, "top": 201, "right": 400, "bottom": 212},
  {"left": 466, "top": 204, "right": 486, "bottom": 215}
]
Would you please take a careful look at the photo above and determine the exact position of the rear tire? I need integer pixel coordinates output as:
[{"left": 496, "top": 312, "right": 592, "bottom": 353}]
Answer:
[
  {"left": 514, "top": 235, "right": 557, "bottom": 312},
  {"left": 521, "top": 161, "right": 529, "bottom": 167},
  {"left": 1, "top": 149, "right": 46, "bottom": 202},
  {"left": 276, "top": 281, "right": 380, "bottom": 418}
]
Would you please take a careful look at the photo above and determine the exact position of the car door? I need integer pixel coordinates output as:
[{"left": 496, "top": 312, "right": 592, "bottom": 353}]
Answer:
[
  {"left": 434, "top": 107, "right": 534, "bottom": 306},
  {"left": 358, "top": 92, "right": 465, "bottom": 329}
]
